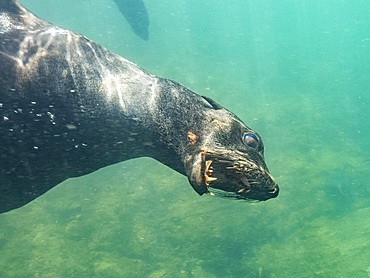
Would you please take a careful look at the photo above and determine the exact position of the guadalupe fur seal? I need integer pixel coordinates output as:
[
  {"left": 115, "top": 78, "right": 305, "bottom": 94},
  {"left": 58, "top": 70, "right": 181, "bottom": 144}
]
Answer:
[{"left": 0, "top": 0, "right": 279, "bottom": 213}]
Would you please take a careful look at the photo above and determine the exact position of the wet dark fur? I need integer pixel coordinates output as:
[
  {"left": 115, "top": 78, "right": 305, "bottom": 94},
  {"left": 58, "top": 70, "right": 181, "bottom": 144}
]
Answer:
[{"left": 0, "top": 0, "right": 278, "bottom": 213}]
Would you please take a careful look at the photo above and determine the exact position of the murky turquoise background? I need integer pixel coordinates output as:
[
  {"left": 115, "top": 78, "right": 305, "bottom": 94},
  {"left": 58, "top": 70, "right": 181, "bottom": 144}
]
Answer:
[{"left": 1, "top": 0, "right": 369, "bottom": 277}]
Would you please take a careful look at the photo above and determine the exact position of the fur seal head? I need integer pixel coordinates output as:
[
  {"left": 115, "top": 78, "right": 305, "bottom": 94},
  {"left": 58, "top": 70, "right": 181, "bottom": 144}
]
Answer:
[{"left": 183, "top": 96, "right": 279, "bottom": 201}]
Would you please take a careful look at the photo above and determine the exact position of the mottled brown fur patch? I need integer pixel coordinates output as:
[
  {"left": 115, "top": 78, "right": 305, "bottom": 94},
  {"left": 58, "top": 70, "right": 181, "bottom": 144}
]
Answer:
[{"left": 187, "top": 131, "right": 198, "bottom": 145}]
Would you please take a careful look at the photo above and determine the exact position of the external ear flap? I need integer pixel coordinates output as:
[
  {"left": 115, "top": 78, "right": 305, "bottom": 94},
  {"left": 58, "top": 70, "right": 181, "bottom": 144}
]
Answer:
[{"left": 201, "top": 96, "right": 223, "bottom": 110}]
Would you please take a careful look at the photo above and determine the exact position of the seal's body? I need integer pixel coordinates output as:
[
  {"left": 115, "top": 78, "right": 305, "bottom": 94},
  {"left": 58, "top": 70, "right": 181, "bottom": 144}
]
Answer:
[{"left": 0, "top": 0, "right": 278, "bottom": 213}]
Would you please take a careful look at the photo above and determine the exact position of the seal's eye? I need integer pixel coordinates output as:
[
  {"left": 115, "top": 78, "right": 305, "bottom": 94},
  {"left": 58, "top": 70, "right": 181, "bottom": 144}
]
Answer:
[{"left": 243, "top": 132, "right": 259, "bottom": 149}]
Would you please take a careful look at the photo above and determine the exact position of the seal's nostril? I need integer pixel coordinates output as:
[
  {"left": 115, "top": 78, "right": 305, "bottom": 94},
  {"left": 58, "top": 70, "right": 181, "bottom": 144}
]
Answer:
[{"left": 270, "top": 185, "right": 279, "bottom": 197}]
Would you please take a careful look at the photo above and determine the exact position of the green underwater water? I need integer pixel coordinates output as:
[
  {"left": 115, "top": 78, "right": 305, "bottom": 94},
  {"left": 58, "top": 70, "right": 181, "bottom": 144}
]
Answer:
[{"left": 1, "top": 0, "right": 369, "bottom": 277}]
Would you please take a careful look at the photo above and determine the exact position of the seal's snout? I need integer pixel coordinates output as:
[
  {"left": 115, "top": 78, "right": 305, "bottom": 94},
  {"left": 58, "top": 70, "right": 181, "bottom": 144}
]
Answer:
[
  {"left": 253, "top": 182, "right": 279, "bottom": 201},
  {"left": 197, "top": 151, "right": 279, "bottom": 201}
]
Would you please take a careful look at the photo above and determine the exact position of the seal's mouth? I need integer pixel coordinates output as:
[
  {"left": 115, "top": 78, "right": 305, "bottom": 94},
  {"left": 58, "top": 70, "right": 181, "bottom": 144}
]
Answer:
[{"left": 187, "top": 150, "right": 279, "bottom": 201}]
